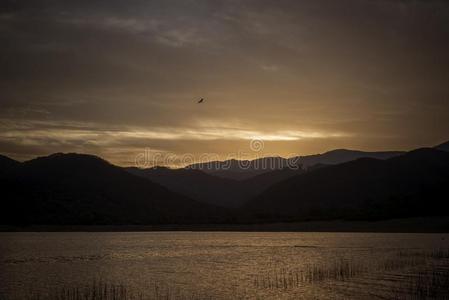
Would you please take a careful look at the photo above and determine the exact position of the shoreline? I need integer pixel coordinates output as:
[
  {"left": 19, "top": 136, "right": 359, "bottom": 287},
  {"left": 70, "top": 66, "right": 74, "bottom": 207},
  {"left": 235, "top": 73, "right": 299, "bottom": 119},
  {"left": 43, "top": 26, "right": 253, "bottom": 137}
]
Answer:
[{"left": 2, "top": 217, "right": 449, "bottom": 233}]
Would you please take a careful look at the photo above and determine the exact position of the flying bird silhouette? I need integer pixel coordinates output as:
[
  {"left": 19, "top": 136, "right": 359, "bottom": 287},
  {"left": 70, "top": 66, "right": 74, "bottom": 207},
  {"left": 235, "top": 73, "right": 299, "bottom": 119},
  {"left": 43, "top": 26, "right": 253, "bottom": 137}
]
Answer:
[{"left": 197, "top": 98, "right": 204, "bottom": 104}]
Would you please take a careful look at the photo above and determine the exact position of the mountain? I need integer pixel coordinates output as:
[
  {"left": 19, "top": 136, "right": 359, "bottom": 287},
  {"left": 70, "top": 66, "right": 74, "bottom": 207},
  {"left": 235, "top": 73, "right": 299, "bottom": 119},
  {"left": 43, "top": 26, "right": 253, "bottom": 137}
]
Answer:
[
  {"left": 0, "top": 154, "right": 20, "bottom": 175},
  {"left": 1, "top": 145, "right": 448, "bottom": 226},
  {"left": 187, "top": 157, "right": 296, "bottom": 180},
  {"left": 126, "top": 166, "right": 250, "bottom": 207},
  {"left": 244, "top": 148, "right": 449, "bottom": 221},
  {"left": 298, "top": 149, "right": 404, "bottom": 168},
  {"left": 242, "top": 167, "right": 305, "bottom": 195},
  {"left": 0, "top": 153, "right": 225, "bottom": 225},
  {"left": 435, "top": 140, "right": 449, "bottom": 152},
  {"left": 130, "top": 149, "right": 402, "bottom": 207},
  {"left": 242, "top": 162, "right": 327, "bottom": 194},
  {"left": 127, "top": 165, "right": 305, "bottom": 208},
  {"left": 186, "top": 150, "right": 403, "bottom": 180}
]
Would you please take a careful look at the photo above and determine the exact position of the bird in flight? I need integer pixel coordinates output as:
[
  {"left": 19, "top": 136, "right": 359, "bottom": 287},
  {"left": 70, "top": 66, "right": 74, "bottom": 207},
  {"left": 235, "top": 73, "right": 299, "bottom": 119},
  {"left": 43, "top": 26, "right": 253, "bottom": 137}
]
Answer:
[{"left": 197, "top": 98, "right": 204, "bottom": 104}]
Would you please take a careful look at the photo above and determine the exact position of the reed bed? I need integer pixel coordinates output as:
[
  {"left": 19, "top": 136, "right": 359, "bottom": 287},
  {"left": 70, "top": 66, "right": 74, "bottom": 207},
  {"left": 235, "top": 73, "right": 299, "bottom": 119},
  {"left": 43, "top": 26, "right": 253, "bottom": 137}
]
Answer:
[
  {"left": 390, "top": 267, "right": 449, "bottom": 300},
  {"left": 253, "top": 248, "right": 449, "bottom": 300},
  {"left": 253, "top": 259, "right": 369, "bottom": 289},
  {"left": 397, "top": 248, "right": 449, "bottom": 260},
  {"left": 429, "top": 248, "right": 449, "bottom": 259},
  {"left": 20, "top": 281, "right": 212, "bottom": 300},
  {"left": 4, "top": 248, "right": 448, "bottom": 300},
  {"left": 253, "top": 254, "right": 428, "bottom": 289},
  {"left": 381, "top": 255, "right": 428, "bottom": 272}
]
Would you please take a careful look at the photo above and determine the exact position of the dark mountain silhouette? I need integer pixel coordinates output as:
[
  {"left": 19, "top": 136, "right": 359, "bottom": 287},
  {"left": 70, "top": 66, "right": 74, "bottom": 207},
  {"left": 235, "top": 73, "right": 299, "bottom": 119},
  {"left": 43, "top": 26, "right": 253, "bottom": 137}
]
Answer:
[
  {"left": 128, "top": 150, "right": 402, "bottom": 208},
  {"left": 205, "top": 168, "right": 267, "bottom": 181},
  {"left": 435, "top": 140, "right": 449, "bottom": 152},
  {"left": 242, "top": 162, "right": 328, "bottom": 193},
  {"left": 0, "top": 154, "right": 19, "bottom": 175},
  {"left": 187, "top": 150, "right": 403, "bottom": 180},
  {"left": 298, "top": 149, "right": 404, "bottom": 168},
  {"left": 127, "top": 165, "right": 305, "bottom": 208},
  {"left": 2, "top": 142, "right": 448, "bottom": 226},
  {"left": 126, "top": 166, "right": 250, "bottom": 207},
  {"left": 0, "top": 153, "right": 226, "bottom": 225},
  {"left": 242, "top": 167, "right": 304, "bottom": 195},
  {"left": 187, "top": 157, "right": 297, "bottom": 180},
  {"left": 244, "top": 148, "right": 449, "bottom": 221}
]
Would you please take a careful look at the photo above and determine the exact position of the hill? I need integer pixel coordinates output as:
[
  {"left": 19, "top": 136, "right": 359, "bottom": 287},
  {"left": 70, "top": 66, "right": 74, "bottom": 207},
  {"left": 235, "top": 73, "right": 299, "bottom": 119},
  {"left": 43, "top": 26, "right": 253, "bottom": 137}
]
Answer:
[
  {"left": 127, "top": 150, "right": 402, "bottom": 208},
  {"left": 244, "top": 148, "right": 449, "bottom": 221},
  {"left": 0, "top": 153, "right": 225, "bottom": 225},
  {"left": 0, "top": 154, "right": 20, "bottom": 175},
  {"left": 2, "top": 144, "right": 448, "bottom": 226},
  {"left": 435, "top": 140, "right": 449, "bottom": 152},
  {"left": 298, "top": 149, "right": 404, "bottom": 167},
  {"left": 126, "top": 166, "right": 251, "bottom": 207},
  {"left": 127, "top": 165, "right": 305, "bottom": 208},
  {"left": 187, "top": 150, "right": 403, "bottom": 180},
  {"left": 187, "top": 157, "right": 296, "bottom": 180}
]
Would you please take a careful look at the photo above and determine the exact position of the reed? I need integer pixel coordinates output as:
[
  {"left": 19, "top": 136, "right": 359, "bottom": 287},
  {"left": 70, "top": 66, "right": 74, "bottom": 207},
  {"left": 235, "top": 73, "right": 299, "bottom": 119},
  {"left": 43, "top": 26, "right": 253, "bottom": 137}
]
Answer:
[
  {"left": 397, "top": 248, "right": 449, "bottom": 260},
  {"left": 6, "top": 248, "right": 449, "bottom": 300},
  {"left": 391, "top": 267, "right": 449, "bottom": 300},
  {"left": 253, "top": 248, "right": 449, "bottom": 300},
  {"left": 253, "top": 258, "right": 369, "bottom": 289},
  {"left": 22, "top": 281, "right": 212, "bottom": 300},
  {"left": 429, "top": 249, "right": 449, "bottom": 259}
]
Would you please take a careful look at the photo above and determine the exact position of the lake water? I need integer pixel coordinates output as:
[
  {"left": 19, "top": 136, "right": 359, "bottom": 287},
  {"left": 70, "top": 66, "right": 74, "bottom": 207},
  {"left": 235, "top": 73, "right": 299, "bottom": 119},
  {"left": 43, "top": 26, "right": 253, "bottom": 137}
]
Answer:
[{"left": 1, "top": 232, "right": 449, "bottom": 299}]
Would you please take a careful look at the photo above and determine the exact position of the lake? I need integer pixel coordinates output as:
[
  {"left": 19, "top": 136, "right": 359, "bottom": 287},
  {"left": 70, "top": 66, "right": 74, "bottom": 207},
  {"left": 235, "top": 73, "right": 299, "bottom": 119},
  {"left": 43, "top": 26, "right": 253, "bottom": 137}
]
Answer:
[{"left": 1, "top": 232, "right": 448, "bottom": 299}]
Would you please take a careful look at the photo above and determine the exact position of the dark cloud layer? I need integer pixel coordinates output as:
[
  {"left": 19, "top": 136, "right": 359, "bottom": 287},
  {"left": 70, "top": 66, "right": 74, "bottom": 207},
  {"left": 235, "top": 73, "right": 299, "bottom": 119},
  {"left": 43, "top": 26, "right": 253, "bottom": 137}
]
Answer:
[{"left": 1, "top": 0, "right": 449, "bottom": 165}]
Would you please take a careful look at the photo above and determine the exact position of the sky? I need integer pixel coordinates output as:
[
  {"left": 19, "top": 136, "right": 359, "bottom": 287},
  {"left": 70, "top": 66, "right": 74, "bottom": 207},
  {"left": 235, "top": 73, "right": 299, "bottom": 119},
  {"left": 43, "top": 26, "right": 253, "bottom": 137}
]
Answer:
[{"left": 1, "top": 0, "right": 449, "bottom": 166}]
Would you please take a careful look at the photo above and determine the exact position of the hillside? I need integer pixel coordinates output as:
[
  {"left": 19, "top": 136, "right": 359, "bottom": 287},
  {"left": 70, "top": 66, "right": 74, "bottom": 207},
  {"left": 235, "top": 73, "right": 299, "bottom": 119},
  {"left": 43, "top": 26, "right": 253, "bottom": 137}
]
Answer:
[
  {"left": 127, "top": 166, "right": 251, "bottom": 207},
  {"left": 298, "top": 149, "right": 404, "bottom": 167},
  {"left": 435, "top": 140, "right": 449, "bottom": 152},
  {"left": 127, "top": 165, "right": 304, "bottom": 208},
  {"left": 244, "top": 148, "right": 449, "bottom": 221},
  {"left": 0, "top": 153, "right": 225, "bottom": 225},
  {"left": 0, "top": 154, "right": 20, "bottom": 175},
  {"left": 187, "top": 150, "right": 402, "bottom": 180}
]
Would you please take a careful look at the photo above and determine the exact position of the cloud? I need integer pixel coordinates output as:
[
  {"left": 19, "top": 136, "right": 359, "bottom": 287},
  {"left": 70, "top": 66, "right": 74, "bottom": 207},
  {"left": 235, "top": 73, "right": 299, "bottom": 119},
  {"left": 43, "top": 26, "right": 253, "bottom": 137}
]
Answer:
[
  {"left": 1, "top": 0, "right": 448, "bottom": 164},
  {"left": 0, "top": 119, "right": 348, "bottom": 144},
  {"left": 0, "top": 118, "right": 351, "bottom": 165}
]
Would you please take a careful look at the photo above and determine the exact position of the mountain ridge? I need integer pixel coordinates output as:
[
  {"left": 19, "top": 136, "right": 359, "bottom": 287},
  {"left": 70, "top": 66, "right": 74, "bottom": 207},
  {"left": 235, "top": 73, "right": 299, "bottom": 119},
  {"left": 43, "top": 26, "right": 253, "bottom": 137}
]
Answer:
[
  {"left": 435, "top": 140, "right": 449, "bottom": 152},
  {"left": 0, "top": 152, "right": 226, "bottom": 225},
  {"left": 186, "top": 149, "right": 404, "bottom": 180},
  {"left": 1, "top": 140, "right": 448, "bottom": 225},
  {"left": 243, "top": 148, "right": 449, "bottom": 221}
]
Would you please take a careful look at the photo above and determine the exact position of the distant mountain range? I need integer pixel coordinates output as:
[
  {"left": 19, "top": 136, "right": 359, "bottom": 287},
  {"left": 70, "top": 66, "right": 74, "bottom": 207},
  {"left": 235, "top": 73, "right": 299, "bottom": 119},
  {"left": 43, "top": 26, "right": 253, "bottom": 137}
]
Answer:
[
  {"left": 1, "top": 140, "right": 448, "bottom": 225},
  {"left": 126, "top": 166, "right": 249, "bottom": 208},
  {"left": 297, "top": 149, "right": 405, "bottom": 168},
  {"left": 187, "top": 149, "right": 404, "bottom": 180},
  {"left": 129, "top": 149, "right": 403, "bottom": 208},
  {"left": 127, "top": 164, "right": 305, "bottom": 208},
  {"left": 187, "top": 157, "right": 297, "bottom": 180}
]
